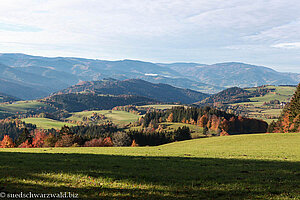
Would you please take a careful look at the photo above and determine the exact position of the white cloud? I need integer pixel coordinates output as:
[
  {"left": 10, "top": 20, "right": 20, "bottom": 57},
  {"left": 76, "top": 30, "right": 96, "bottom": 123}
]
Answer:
[{"left": 272, "top": 42, "right": 300, "bottom": 49}]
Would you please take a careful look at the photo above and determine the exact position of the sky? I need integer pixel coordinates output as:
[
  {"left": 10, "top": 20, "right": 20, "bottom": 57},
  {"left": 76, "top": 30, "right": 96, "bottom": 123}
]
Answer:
[{"left": 0, "top": 0, "right": 300, "bottom": 73}]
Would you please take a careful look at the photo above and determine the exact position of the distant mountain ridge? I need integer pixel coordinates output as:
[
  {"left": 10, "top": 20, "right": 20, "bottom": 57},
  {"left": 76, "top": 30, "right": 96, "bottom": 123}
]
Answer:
[
  {"left": 0, "top": 92, "right": 20, "bottom": 103},
  {"left": 57, "top": 79, "right": 209, "bottom": 104},
  {"left": 0, "top": 53, "right": 299, "bottom": 100}
]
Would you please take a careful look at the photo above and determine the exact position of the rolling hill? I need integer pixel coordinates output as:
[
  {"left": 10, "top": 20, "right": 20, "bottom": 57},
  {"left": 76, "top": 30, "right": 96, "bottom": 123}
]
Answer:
[
  {"left": 57, "top": 79, "right": 209, "bottom": 104},
  {"left": 0, "top": 53, "right": 299, "bottom": 99},
  {"left": 44, "top": 93, "right": 157, "bottom": 112}
]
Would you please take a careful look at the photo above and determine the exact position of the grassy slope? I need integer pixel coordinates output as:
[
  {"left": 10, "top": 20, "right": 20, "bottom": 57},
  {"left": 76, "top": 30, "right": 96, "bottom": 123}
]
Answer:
[
  {"left": 0, "top": 101, "right": 47, "bottom": 113},
  {"left": 1, "top": 133, "right": 299, "bottom": 199},
  {"left": 68, "top": 110, "right": 140, "bottom": 126},
  {"left": 22, "top": 118, "right": 74, "bottom": 129}
]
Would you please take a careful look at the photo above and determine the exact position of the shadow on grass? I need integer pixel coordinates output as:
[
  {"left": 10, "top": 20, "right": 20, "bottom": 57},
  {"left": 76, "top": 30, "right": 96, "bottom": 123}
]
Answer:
[{"left": 0, "top": 152, "right": 299, "bottom": 199}]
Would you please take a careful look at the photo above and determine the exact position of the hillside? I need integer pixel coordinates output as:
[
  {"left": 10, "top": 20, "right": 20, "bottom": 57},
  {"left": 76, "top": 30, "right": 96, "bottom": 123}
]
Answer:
[
  {"left": 0, "top": 53, "right": 299, "bottom": 99},
  {"left": 200, "top": 85, "right": 297, "bottom": 124},
  {"left": 0, "top": 92, "right": 20, "bottom": 103},
  {"left": 44, "top": 93, "right": 156, "bottom": 112},
  {"left": 57, "top": 79, "right": 209, "bottom": 104},
  {"left": 200, "top": 87, "right": 251, "bottom": 104},
  {"left": 272, "top": 83, "right": 300, "bottom": 132}
]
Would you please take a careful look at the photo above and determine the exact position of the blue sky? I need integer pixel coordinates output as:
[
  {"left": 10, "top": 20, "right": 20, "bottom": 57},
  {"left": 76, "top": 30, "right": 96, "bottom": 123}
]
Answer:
[{"left": 0, "top": 0, "right": 300, "bottom": 72}]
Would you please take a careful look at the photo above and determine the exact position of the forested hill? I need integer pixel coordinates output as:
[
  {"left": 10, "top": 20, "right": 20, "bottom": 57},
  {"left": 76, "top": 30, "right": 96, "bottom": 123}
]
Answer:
[
  {"left": 200, "top": 87, "right": 251, "bottom": 104},
  {"left": 0, "top": 92, "right": 20, "bottom": 103},
  {"left": 44, "top": 93, "right": 157, "bottom": 112},
  {"left": 199, "top": 85, "right": 284, "bottom": 105},
  {"left": 56, "top": 79, "right": 209, "bottom": 104},
  {"left": 271, "top": 83, "right": 300, "bottom": 133}
]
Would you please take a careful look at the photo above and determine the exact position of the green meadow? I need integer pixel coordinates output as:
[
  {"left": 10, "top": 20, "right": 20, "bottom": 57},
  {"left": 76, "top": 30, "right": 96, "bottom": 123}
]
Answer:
[
  {"left": 1, "top": 133, "right": 299, "bottom": 199},
  {"left": 0, "top": 101, "right": 47, "bottom": 113},
  {"left": 68, "top": 110, "right": 141, "bottom": 126},
  {"left": 22, "top": 118, "right": 75, "bottom": 130}
]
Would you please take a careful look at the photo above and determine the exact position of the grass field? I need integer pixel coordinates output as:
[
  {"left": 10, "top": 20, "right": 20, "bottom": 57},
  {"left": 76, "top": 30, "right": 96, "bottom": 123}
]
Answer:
[
  {"left": 22, "top": 118, "right": 74, "bottom": 129},
  {"left": 68, "top": 110, "right": 141, "bottom": 126},
  {"left": 1, "top": 133, "right": 299, "bottom": 199},
  {"left": 0, "top": 101, "right": 47, "bottom": 113}
]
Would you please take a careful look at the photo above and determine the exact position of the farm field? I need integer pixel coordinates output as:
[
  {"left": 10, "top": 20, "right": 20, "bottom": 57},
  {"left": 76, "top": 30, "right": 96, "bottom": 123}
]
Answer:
[
  {"left": 22, "top": 118, "right": 75, "bottom": 129},
  {"left": 1, "top": 133, "right": 299, "bottom": 199},
  {"left": 68, "top": 110, "right": 141, "bottom": 126}
]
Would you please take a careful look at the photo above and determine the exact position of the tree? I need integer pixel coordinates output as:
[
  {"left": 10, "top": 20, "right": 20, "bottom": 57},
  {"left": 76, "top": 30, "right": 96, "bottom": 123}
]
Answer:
[
  {"left": 55, "top": 133, "right": 75, "bottom": 147},
  {"left": 131, "top": 139, "right": 138, "bottom": 147},
  {"left": 84, "top": 138, "right": 103, "bottom": 147},
  {"left": 103, "top": 137, "right": 113, "bottom": 147},
  {"left": 43, "top": 134, "right": 57, "bottom": 147},
  {"left": 18, "top": 140, "right": 32, "bottom": 148},
  {"left": 15, "top": 128, "right": 32, "bottom": 146},
  {"left": 203, "top": 127, "right": 208, "bottom": 136},
  {"left": 32, "top": 130, "right": 47, "bottom": 148},
  {"left": 167, "top": 113, "right": 173, "bottom": 122},
  {"left": 1, "top": 135, "right": 15, "bottom": 148},
  {"left": 267, "top": 121, "right": 276, "bottom": 133},
  {"left": 112, "top": 132, "right": 131, "bottom": 147}
]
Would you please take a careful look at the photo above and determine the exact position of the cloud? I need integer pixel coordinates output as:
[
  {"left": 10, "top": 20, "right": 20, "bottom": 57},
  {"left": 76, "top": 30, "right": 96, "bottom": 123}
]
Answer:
[
  {"left": 0, "top": 0, "right": 299, "bottom": 72},
  {"left": 272, "top": 42, "right": 300, "bottom": 49}
]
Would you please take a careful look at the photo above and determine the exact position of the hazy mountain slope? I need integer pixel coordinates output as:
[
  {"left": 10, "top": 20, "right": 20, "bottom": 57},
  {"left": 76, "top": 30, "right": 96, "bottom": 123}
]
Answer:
[
  {"left": 0, "top": 62, "right": 69, "bottom": 98},
  {"left": 0, "top": 79, "right": 49, "bottom": 99},
  {"left": 165, "top": 62, "right": 300, "bottom": 87},
  {"left": 0, "top": 92, "right": 20, "bottom": 103},
  {"left": 57, "top": 79, "right": 209, "bottom": 104},
  {"left": 0, "top": 54, "right": 299, "bottom": 100}
]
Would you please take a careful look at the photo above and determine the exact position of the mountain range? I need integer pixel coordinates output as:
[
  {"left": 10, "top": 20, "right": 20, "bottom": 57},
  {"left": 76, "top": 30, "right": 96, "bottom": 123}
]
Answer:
[{"left": 0, "top": 53, "right": 299, "bottom": 100}]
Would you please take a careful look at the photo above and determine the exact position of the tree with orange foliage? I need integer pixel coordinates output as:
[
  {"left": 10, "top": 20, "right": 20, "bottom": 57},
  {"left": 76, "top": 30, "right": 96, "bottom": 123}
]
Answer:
[
  {"left": 220, "top": 119, "right": 229, "bottom": 132},
  {"left": 198, "top": 114, "right": 208, "bottom": 127},
  {"left": 131, "top": 139, "right": 138, "bottom": 147},
  {"left": 103, "top": 137, "right": 113, "bottom": 147},
  {"left": 32, "top": 130, "right": 47, "bottom": 148},
  {"left": 18, "top": 140, "right": 32, "bottom": 148},
  {"left": 210, "top": 115, "right": 220, "bottom": 131},
  {"left": 167, "top": 113, "right": 173, "bottom": 122},
  {"left": 1, "top": 135, "right": 15, "bottom": 148}
]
